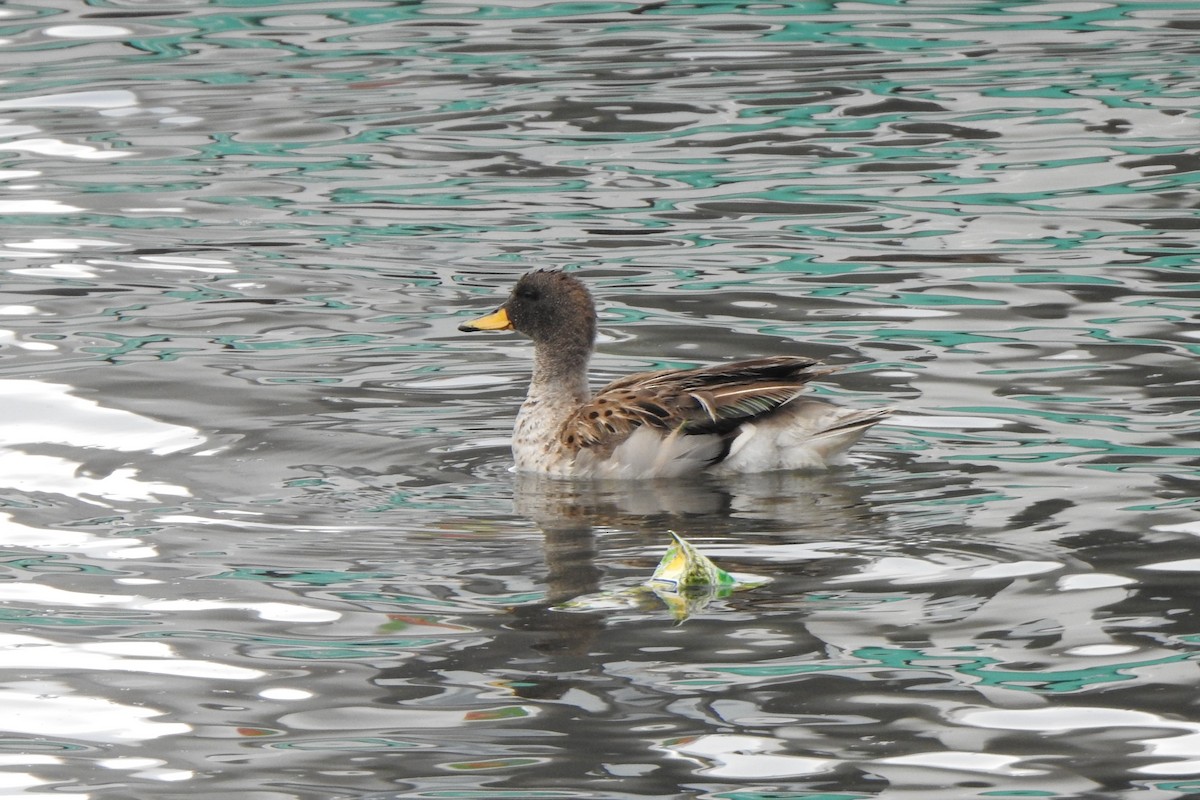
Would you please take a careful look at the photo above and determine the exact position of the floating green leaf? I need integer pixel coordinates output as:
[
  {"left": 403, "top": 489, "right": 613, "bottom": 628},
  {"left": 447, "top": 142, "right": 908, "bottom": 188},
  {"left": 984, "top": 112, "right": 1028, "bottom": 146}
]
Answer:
[
  {"left": 648, "top": 531, "right": 737, "bottom": 591},
  {"left": 556, "top": 531, "right": 768, "bottom": 622}
]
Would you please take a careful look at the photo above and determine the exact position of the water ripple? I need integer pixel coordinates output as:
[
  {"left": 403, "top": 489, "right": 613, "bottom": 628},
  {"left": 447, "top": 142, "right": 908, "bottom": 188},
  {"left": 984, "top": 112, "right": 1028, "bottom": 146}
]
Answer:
[{"left": 1, "top": 1, "right": 1199, "bottom": 798}]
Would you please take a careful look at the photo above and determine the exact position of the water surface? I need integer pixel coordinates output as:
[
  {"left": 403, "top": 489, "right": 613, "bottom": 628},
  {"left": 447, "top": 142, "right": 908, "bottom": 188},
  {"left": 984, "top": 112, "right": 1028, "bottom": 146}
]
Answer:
[{"left": 1, "top": 1, "right": 1199, "bottom": 798}]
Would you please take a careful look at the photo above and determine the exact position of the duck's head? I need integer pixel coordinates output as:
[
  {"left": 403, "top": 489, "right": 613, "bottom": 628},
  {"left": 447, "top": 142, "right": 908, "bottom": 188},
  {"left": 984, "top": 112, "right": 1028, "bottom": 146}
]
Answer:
[{"left": 458, "top": 269, "right": 596, "bottom": 347}]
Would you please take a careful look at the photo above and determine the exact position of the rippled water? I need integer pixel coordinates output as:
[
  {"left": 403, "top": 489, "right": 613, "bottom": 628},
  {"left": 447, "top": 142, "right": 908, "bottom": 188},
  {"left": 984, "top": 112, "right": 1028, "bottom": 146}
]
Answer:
[{"left": 2, "top": 1, "right": 1199, "bottom": 798}]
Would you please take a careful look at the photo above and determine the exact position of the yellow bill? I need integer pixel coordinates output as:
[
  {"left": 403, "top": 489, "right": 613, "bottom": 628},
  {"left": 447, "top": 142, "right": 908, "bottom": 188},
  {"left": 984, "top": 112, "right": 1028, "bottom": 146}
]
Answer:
[{"left": 458, "top": 307, "right": 513, "bottom": 332}]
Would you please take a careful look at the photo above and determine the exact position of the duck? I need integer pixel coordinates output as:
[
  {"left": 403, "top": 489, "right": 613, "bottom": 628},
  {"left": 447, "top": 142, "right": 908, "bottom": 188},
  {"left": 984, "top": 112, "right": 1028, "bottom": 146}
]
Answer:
[{"left": 458, "top": 269, "right": 891, "bottom": 479}]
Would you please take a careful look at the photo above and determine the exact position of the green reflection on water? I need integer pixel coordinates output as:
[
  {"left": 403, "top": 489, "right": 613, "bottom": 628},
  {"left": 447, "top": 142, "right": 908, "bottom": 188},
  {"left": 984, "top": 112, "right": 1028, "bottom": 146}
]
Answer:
[
  {"left": 213, "top": 567, "right": 397, "bottom": 586},
  {"left": 943, "top": 438, "right": 1200, "bottom": 465},
  {"left": 707, "top": 645, "right": 1200, "bottom": 694},
  {"left": 0, "top": 608, "right": 156, "bottom": 628},
  {"left": 973, "top": 273, "right": 1125, "bottom": 286},
  {"left": 714, "top": 793, "right": 868, "bottom": 800},
  {"left": 873, "top": 329, "right": 1017, "bottom": 351},
  {"left": 213, "top": 333, "right": 385, "bottom": 351},
  {"left": 80, "top": 333, "right": 190, "bottom": 360},
  {"left": 947, "top": 404, "right": 1132, "bottom": 427},
  {"left": 0, "top": 553, "right": 126, "bottom": 575},
  {"left": 1150, "top": 780, "right": 1200, "bottom": 796},
  {"left": 0, "top": 739, "right": 90, "bottom": 754},
  {"left": 809, "top": 286, "right": 1004, "bottom": 307}
]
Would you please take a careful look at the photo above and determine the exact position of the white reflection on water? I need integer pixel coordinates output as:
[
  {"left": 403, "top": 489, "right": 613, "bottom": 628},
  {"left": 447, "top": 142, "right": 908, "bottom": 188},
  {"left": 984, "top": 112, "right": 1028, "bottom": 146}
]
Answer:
[
  {"left": 44, "top": 25, "right": 132, "bottom": 39},
  {"left": 88, "top": 255, "right": 236, "bottom": 273},
  {"left": 0, "top": 380, "right": 203, "bottom": 455},
  {"left": 0, "top": 199, "right": 84, "bottom": 213},
  {"left": 0, "top": 138, "right": 126, "bottom": 160},
  {"left": 5, "top": 237, "right": 124, "bottom": 253},
  {"left": 154, "top": 512, "right": 374, "bottom": 535},
  {"left": 889, "top": 413, "right": 1010, "bottom": 429},
  {"left": 962, "top": 706, "right": 1200, "bottom": 777},
  {"left": 0, "top": 380, "right": 201, "bottom": 503},
  {"left": 1153, "top": 521, "right": 1200, "bottom": 537},
  {"left": 6, "top": 263, "right": 101, "bottom": 279},
  {"left": 662, "top": 733, "right": 833, "bottom": 779},
  {"left": 97, "top": 757, "right": 193, "bottom": 784},
  {"left": 2, "top": 679, "right": 190, "bottom": 742},
  {"left": 0, "top": 452, "right": 187, "bottom": 502},
  {"left": 0, "top": 632, "right": 262, "bottom": 681},
  {"left": 0, "top": 585, "right": 339, "bottom": 625},
  {"left": 0, "top": 767, "right": 88, "bottom": 800},
  {"left": 873, "top": 751, "right": 1044, "bottom": 777},
  {"left": 826, "top": 555, "right": 1062, "bottom": 586},
  {"left": 0, "top": 89, "right": 138, "bottom": 109},
  {"left": 1140, "top": 559, "right": 1200, "bottom": 573},
  {"left": 0, "top": 512, "right": 155, "bottom": 559},
  {"left": 1056, "top": 573, "right": 1136, "bottom": 590}
]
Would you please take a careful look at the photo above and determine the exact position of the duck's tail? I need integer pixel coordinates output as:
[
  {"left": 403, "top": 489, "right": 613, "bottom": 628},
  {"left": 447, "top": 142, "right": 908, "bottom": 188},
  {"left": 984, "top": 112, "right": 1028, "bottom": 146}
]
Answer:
[{"left": 716, "top": 402, "right": 893, "bottom": 472}]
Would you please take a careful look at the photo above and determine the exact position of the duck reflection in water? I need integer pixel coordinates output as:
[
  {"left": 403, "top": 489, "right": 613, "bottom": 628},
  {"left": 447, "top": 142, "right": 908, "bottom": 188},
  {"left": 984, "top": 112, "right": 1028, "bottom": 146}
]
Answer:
[{"left": 507, "top": 470, "right": 885, "bottom": 656}]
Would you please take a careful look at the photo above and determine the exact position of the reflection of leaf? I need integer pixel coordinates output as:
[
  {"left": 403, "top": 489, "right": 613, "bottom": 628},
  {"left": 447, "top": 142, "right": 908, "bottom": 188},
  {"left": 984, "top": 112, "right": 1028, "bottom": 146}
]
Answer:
[{"left": 651, "top": 582, "right": 734, "bottom": 622}]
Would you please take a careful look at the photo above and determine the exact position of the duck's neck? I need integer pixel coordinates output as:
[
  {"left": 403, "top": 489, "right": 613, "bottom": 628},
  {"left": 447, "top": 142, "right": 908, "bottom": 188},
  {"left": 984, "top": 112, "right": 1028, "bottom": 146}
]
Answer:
[
  {"left": 529, "top": 338, "right": 591, "bottom": 406},
  {"left": 511, "top": 341, "right": 591, "bottom": 473}
]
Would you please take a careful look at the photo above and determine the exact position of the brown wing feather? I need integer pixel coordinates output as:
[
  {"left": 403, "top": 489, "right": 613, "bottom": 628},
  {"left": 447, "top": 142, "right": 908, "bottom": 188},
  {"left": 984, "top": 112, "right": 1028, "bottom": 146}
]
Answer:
[{"left": 560, "top": 356, "right": 834, "bottom": 451}]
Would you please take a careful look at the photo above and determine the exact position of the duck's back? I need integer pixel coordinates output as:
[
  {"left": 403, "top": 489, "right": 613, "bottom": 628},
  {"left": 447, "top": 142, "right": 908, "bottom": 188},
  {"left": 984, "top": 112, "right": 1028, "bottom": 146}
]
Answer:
[{"left": 542, "top": 356, "right": 890, "bottom": 478}]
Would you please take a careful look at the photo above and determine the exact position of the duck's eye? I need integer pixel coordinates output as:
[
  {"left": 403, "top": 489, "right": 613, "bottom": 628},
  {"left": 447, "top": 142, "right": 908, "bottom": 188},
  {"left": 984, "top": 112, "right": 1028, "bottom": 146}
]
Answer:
[{"left": 516, "top": 286, "right": 540, "bottom": 301}]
